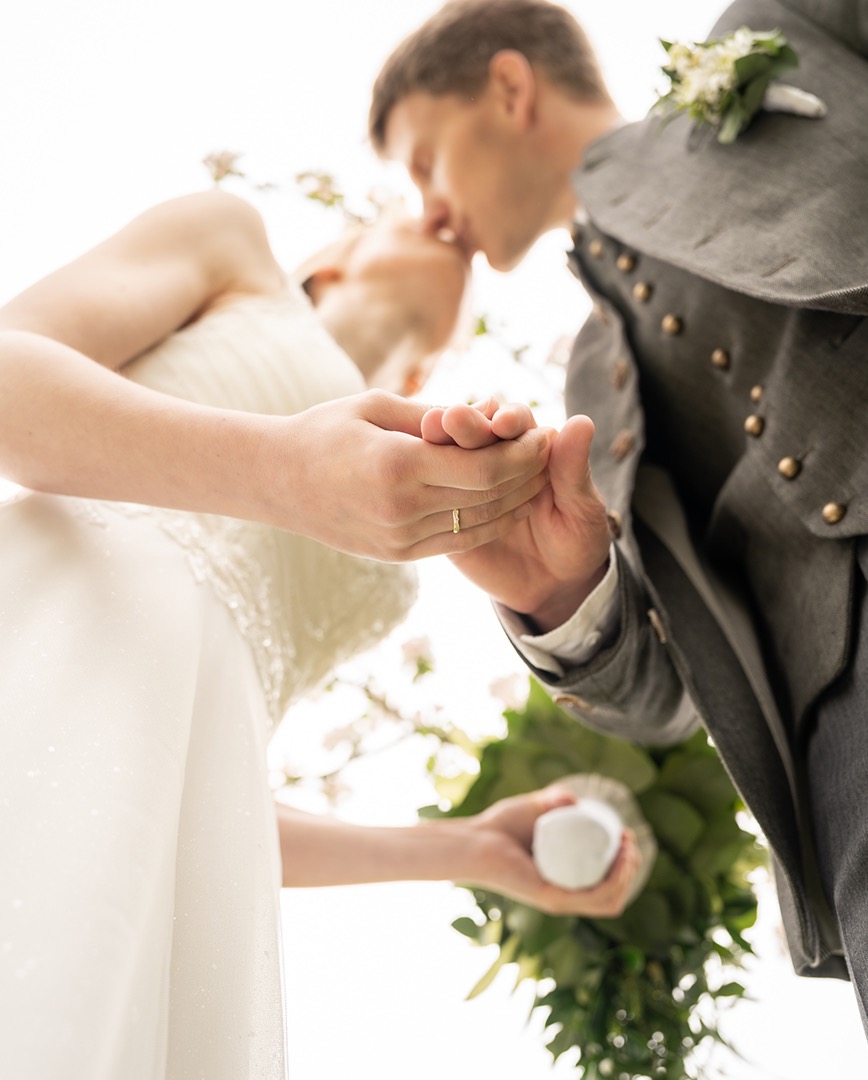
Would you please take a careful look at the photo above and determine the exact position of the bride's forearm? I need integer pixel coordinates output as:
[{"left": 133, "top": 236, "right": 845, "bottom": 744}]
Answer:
[
  {"left": 275, "top": 792, "right": 641, "bottom": 918},
  {"left": 0, "top": 329, "right": 290, "bottom": 521},
  {"left": 275, "top": 802, "right": 487, "bottom": 889},
  {"left": 0, "top": 330, "right": 555, "bottom": 561}
]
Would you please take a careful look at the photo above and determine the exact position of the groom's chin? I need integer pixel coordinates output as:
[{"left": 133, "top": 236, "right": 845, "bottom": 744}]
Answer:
[{"left": 485, "top": 246, "right": 532, "bottom": 274}]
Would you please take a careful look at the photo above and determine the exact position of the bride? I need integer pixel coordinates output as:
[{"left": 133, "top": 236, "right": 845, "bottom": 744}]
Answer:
[{"left": 0, "top": 191, "right": 639, "bottom": 1079}]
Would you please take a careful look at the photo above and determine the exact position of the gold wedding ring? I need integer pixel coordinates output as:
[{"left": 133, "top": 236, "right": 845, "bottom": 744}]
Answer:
[{"left": 452, "top": 509, "right": 461, "bottom": 534}]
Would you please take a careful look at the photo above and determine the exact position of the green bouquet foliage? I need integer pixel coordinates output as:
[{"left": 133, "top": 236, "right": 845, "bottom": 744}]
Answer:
[{"left": 438, "top": 678, "right": 763, "bottom": 1079}]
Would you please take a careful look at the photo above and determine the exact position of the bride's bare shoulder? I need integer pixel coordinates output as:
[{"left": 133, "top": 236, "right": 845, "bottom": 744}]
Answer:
[
  {"left": 0, "top": 191, "right": 286, "bottom": 369},
  {"left": 134, "top": 191, "right": 285, "bottom": 299}
]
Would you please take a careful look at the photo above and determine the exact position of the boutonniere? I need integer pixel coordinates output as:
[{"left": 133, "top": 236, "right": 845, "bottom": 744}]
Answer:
[{"left": 653, "top": 26, "right": 827, "bottom": 144}]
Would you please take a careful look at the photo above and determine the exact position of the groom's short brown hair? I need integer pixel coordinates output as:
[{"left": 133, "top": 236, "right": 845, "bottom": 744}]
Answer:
[{"left": 369, "top": 0, "right": 611, "bottom": 150}]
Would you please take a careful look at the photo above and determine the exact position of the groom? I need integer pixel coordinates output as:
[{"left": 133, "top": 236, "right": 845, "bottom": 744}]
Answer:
[{"left": 371, "top": 0, "right": 868, "bottom": 1031}]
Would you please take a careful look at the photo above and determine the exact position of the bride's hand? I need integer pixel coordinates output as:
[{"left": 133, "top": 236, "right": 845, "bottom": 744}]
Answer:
[
  {"left": 457, "top": 785, "right": 640, "bottom": 918},
  {"left": 272, "top": 390, "right": 554, "bottom": 561}
]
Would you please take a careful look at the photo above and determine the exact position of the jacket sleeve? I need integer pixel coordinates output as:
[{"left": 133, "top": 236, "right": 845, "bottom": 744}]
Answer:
[{"left": 505, "top": 542, "right": 701, "bottom": 747}]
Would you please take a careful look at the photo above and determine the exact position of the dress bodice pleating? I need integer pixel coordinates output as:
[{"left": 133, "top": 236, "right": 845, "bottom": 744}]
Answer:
[{"left": 115, "top": 289, "right": 418, "bottom": 724}]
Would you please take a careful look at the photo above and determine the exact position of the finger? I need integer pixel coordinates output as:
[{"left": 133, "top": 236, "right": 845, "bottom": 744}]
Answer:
[
  {"left": 598, "top": 833, "right": 640, "bottom": 902},
  {"left": 432, "top": 467, "right": 547, "bottom": 538},
  {"left": 545, "top": 832, "right": 640, "bottom": 916},
  {"left": 437, "top": 400, "right": 534, "bottom": 447},
  {"left": 470, "top": 396, "right": 500, "bottom": 421},
  {"left": 440, "top": 402, "right": 499, "bottom": 449},
  {"left": 490, "top": 403, "right": 537, "bottom": 441},
  {"left": 533, "top": 784, "right": 578, "bottom": 815},
  {"left": 360, "top": 389, "right": 430, "bottom": 437},
  {"left": 410, "top": 425, "right": 554, "bottom": 496},
  {"left": 405, "top": 472, "right": 547, "bottom": 559},
  {"left": 419, "top": 406, "right": 454, "bottom": 445}
]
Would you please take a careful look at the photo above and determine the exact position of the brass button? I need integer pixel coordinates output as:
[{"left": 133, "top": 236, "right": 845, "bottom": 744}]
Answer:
[
  {"left": 609, "top": 430, "right": 634, "bottom": 461},
  {"left": 822, "top": 502, "right": 847, "bottom": 525},
  {"left": 606, "top": 509, "right": 623, "bottom": 539},
  {"left": 778, "top": 456, "right": 801, "bottom": 479},
  {"left": 750, "top": 385, "right": 764, "bottom": 402},
  {"left": 661, "top": 314, "right": 683, "bottom": 336},
  {"left": 647, "top": 608, "right": 668, "bottom": 644},
  {"left": 553, "top": 692, "right": 594, "bottom": 713},
  {"left": 744, "top": 415, "right": 764, "bottom": 437},
  {"left": 589, "top": 238, "right": 604, "bottom": 258},
  {"left": 632, "top": 281, "right": 652, "bottom": 303},
  {"left": 612, "top": 357, "right": 629, "bottom": 390},
  {"left": 711, "top": 347, "right": 731, "bottom": 370},
  {"left": 616, "top": 253, "right": 636, "bottom": 272}
]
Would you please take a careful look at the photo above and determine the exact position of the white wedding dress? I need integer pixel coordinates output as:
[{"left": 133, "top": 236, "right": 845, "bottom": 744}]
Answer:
[{"left": 0, "top": 290, "right": 417, "bottom": 1079}]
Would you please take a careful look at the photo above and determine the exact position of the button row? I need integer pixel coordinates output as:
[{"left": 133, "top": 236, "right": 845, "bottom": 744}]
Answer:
[{"left": 578, "top": 230, "right": 850, "bottom": 527}]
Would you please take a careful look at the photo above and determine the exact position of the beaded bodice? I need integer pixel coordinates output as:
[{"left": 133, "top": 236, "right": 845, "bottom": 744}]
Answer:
[{"left": 101, "top": 290, "right": 417, "bottom": 725}]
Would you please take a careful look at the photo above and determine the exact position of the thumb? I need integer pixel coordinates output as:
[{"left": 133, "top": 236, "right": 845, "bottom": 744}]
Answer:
[
  {"left": 536, "top": 785, "right": 578, "bottom": 815},
  {"left": 548, "top": 414, "right": 597, "bottom": 502}
]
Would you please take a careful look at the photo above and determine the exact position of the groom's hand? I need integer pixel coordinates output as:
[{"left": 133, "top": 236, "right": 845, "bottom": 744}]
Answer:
[{"left": 421, "top": 401, "right": 611, "bottom": 631}]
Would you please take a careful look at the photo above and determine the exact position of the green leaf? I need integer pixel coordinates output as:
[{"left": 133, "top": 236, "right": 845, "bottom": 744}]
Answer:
[
  {"left": 733, "top": 52, "right": 772, "bottom": 86},
  {"left": 542, "top": 934, "right": 596, "bottom": 988},
  {"left": 619, "top": 945, "right": 646, "bottom": 974},
  {"left": 690, "top": 810, "right": 756, "bottom": 876},
  {"left": 465, "top": 933, "right": 520, "bottom": 1000},
  {"left": 769, "top": 43, "right": 800, "bottom": 75},
  {"left": 589, "top": 737, "right": 659, "bottom": 793},
  {"left": 613, "top": 889, "right": 676, "bottom": 949},
  {"left": 452, "top": 916, "right": 484, "bottom": 941},
  {"left": 656, "top": 750, "right": 739, "bottom": 817},
  {"left": 741, "top": 74, "right": 772, "bottom": 123},
  {"left": 639, "top": 789, "right": 705, "bottom": 856},
  {"left": 718, "top": 102, "right": 746, "bottom": 144}
]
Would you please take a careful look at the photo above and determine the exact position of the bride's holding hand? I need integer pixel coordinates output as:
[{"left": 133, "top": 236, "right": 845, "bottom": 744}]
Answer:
[{"left": 0, "top": 191, "right": 638, "bottom": 1080}]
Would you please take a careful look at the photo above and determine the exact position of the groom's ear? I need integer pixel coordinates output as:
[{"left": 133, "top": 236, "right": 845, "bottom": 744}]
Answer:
[{"left": 487, "top": 50, "right": 537, "bottom": 130}]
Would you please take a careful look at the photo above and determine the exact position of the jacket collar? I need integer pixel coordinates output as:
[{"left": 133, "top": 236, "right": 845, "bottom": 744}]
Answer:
[
  {"left": 781, "top": 0, "right": 868, "bottom": 59},
  {"left": 575, "top": 0, "right": 868, "bottom": 314}
]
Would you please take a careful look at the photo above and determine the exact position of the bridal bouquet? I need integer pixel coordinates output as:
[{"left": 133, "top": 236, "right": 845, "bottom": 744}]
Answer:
[
  {"left": 654, "top": 27, "right": 809, "bottom": 143},
  {"left": 433, "top": 678, "right": 762, "bottom": 1080}
]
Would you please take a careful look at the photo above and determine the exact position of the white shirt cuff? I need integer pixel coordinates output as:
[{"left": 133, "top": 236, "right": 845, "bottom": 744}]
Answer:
[{"left": 497, "top": 547, "right": 620, "bottom": 676}]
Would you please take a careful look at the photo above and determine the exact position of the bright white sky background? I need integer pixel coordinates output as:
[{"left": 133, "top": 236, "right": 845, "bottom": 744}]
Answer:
[{"left": 1, "top": 1, "right": 866, "bottom": 1077}]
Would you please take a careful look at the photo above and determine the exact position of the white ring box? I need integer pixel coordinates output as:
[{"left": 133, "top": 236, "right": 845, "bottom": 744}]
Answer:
[{"left": 531, "top": 773, "right": 657, "bottom": 902}]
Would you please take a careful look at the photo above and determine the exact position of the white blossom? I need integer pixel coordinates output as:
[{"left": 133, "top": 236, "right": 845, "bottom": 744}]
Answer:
[{"left": 488, "top": 673, "right": 528, "bottom": 711}]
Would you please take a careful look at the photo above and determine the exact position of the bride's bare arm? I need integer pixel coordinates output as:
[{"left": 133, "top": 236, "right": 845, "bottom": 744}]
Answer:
[
  {"left": 275, "top": 788, "right": 638, "bottom": 917},
  {"left": 0, "top": 194, "right": 552, "bottom": 560},
  {"left": 0, "top": 191, "right": 284, "bottom": 371}
]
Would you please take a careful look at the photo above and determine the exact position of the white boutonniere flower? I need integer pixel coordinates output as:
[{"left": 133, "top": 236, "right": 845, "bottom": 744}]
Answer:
[{"left": 654, "top": 26, "right": 826, "bottom": 143}]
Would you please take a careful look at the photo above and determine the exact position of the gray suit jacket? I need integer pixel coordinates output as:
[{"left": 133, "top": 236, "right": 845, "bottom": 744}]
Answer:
[{"left": 530, "top": 0, "right": 867, "bottom": 977}]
